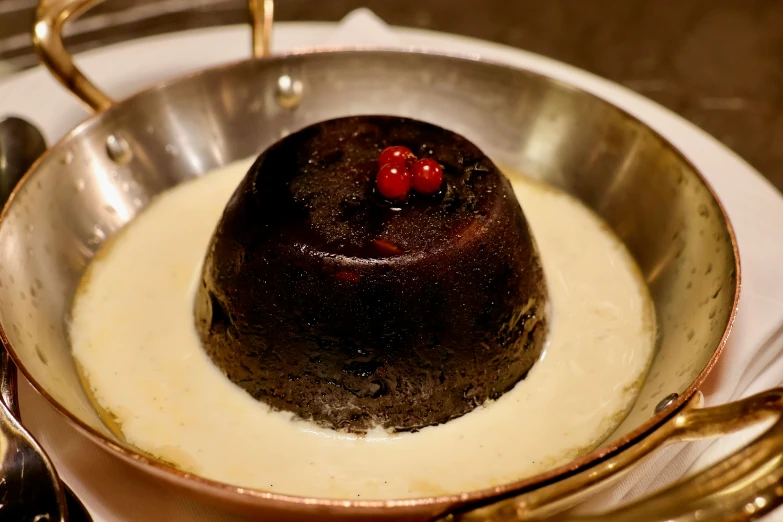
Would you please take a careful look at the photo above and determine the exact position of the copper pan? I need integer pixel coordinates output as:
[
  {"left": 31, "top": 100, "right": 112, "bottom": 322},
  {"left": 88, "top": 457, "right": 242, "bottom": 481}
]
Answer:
[{"left": 0, "top": 0, "right": 781, "bottom": 520}]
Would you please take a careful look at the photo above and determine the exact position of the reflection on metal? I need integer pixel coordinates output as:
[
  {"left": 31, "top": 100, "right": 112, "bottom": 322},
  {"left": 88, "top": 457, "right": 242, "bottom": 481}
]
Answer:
[
  {"left": 105, "top": 134, "right": 131, "bottom": 164},
  {"left": 275, "top": 73, "right": 303, "bottom": 109},
  {"left": 655, "top": 393, "right": 680, "bottom": 414}
]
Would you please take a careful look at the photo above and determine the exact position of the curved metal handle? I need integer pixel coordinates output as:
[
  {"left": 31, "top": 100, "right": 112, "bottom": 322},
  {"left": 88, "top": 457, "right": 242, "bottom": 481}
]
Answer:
[
  {"left": 1, "top": 347, "right": 70, "bottom": 522},
  {"left": 451, "top": 388, "right": 783, "bottom": 522},
  {"left": 249, "top": 0, "right": 274, "bottom": 59},
  {"left": 0, "top": 349, "right": 19, "bottom": 417},
  {"left": 32, "top": 0, "right": 274, "bottom": 113}
]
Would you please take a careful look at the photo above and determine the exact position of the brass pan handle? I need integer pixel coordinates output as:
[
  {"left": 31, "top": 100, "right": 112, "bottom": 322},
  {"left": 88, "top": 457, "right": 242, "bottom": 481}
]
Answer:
[
  {"left": 451, "top": 388, "right": 783, "bottom": 522},
  {"left": 33, "top": 0, "right": 274, "bottom": 112},
  {"left": 249, "top": 0, "right": 274, "bottom": 59}
]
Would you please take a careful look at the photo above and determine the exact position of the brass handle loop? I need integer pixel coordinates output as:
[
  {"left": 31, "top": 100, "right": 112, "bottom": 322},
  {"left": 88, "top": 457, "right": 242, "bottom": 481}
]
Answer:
[
  {"left": 33, "top": 0, "right": 274, "bottom": 112},
  {"left": 451, "top": 388, "right": 783, "bottom": 522}
]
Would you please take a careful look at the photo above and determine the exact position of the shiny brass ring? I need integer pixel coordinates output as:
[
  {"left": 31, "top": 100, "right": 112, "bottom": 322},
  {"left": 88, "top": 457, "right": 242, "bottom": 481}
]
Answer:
[{"left": 32, "top": 0, "right": 274, "bottom": 113}]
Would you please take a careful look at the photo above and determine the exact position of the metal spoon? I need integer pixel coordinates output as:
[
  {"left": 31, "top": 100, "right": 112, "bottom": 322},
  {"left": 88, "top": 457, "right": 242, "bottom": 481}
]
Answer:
[
  {"left": 0, "top": 116, "right": 47, "bottom": 204},
  {"left": 0, "top": 116, "right": 92, "bottom": 522}
]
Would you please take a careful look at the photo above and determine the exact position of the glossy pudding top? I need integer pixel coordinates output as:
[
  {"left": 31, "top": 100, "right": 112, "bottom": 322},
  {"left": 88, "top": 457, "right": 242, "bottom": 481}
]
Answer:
[{"left": 212, "top": 116, "right": 523, "bottom": 256}]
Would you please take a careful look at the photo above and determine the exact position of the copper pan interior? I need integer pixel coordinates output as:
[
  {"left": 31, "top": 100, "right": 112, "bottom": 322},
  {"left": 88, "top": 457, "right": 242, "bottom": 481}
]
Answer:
[{"left": 0, "top": 50, "right": 737, "bottom": 511}]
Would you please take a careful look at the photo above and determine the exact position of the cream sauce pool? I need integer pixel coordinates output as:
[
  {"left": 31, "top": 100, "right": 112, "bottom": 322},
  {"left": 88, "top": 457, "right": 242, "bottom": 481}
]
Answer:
[{"left": 70, "top": 158, "right": 655, "bottom": 500}]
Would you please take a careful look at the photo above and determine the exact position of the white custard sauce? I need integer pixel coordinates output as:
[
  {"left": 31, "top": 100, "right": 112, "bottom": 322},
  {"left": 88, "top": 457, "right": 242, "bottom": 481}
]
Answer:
[{"left": 70, "top": 158, "right": 655, "bottom": 500}]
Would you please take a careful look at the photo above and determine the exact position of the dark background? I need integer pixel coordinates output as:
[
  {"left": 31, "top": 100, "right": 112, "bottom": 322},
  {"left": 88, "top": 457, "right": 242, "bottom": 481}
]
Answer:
[{"left": 2, "top": 0, "right": 782, "bottom": 190}]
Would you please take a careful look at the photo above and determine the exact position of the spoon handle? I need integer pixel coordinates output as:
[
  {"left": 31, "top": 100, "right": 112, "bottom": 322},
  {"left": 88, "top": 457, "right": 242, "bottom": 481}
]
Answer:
[
  {"left": 0, "top": 348, "right": 18, "bottom": 416},
  {"left": 0, "top": 346, "right": 67, "bottom": 522},
  {"left": 1, "top": 340, "right": 92, "bottom": 522}
]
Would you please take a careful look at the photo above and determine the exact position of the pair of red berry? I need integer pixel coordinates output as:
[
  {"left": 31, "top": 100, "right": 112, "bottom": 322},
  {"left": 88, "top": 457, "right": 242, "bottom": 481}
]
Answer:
[{"left": 376, "top": 146, "right": 443, "bottom": 200}]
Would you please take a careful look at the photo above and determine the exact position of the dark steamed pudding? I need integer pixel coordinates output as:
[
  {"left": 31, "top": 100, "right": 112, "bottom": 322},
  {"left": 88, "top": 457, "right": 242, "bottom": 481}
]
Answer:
[{"left": 194, "top": 116, "right": 548, "bottom": 433}]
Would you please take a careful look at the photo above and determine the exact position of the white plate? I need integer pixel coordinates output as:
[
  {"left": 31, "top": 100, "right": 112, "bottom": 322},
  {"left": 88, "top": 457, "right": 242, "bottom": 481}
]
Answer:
[{"left": 2, "top": 18, "right": 783, "bottom": 522}]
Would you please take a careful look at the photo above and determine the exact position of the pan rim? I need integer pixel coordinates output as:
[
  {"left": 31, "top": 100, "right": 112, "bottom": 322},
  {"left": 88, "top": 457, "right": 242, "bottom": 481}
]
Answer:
[{"left": 0, "top": 46, "right": 741, "bottom": 515}]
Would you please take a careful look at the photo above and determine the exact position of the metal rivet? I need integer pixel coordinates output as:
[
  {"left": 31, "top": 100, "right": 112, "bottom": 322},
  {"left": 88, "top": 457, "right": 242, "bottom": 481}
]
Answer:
[
  {"left": 106, "top": 134, "right": 132, "bottom": 164},
  {"left": 654, "top": 393, "right": 679, "bottom": 413},
  {"left": 275, "top": 74, "right": 303, "bottom": 109}
]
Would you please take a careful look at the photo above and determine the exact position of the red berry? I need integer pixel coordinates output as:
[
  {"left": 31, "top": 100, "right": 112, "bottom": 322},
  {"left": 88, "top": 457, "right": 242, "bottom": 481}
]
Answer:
[
  {"left": 376, "top": 163, "right": 412, "bottom": 200},
  {"left": 378, "top": 146, "right": 416, "bottom": 168},
  {"left": 412, "top": 158, "right": 443, "bottom": 194}
]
